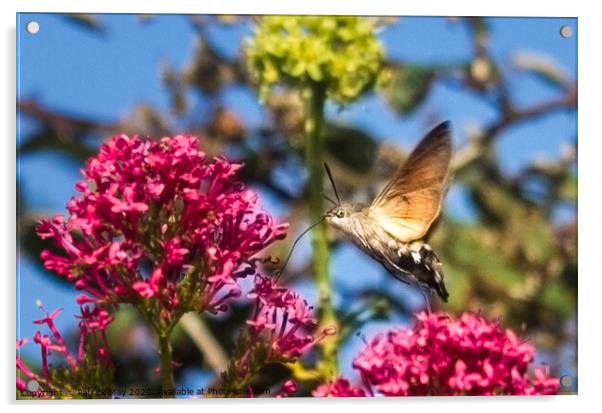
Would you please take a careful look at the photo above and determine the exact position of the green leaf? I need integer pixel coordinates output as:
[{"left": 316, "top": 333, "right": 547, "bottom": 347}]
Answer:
[
  {"left": 324, "top": 122, "right": 378, "bottom": 174},
  {"left": 541, "top": 283, "right": 574, "bottom": 317},
  {"left": 559, "top": 173, "right": 577, "bottom": 203},
  {"left": 381, "top": 65, "right": 434, "bottom": 115}
]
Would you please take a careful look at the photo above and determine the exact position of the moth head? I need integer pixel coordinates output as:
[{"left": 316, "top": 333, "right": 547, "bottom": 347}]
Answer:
[
  {"left": 322, "top": 162, "right": 363, "bottom": 232},
  {"left": 324, "top": 203, "right": 360, "bottom": 230}
]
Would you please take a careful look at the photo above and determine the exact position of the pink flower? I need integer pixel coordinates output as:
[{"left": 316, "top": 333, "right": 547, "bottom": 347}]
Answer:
[
  {"left": 276, "top": 380, "right": 298, "bottom": 397},
  {"left": 36, "top": 134, "right": 288, "bottom": 322},
  {"left": 313, "top": 378, "right": 366, "bottom": 397},
  {"left": 76, "top": 305, "right": 114, "bottom": 361},
  {"left": 222, "top": 276, "right": 335, "bottom": 388},
  {"left": 32, "top": 307, "right": 77, "bottom": 374},
  {"left": 352, "top": 311, "right": 560, "bottom": 396},
  {"left": 246, "top": 275, "right": 335, "bottom": 363},
  {"left": 17, "top": 306, "right": 113, "bottom": 397},
  {"left": 16, "top": 338, "right": 35, "bottom": 391}
]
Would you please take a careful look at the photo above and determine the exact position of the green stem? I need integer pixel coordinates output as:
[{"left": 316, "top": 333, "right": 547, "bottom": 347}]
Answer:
[
  {"left": 304, "top": 83, "right": 338, "bottom": 379},
  {"left": 158, "top": 333, "right": 175, "bottom": 398}
]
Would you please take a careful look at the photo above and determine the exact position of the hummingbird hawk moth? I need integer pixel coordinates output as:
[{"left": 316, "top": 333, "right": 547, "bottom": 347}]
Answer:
[{"left": 324, "top": 121, "right": 453, "bottom": 306}]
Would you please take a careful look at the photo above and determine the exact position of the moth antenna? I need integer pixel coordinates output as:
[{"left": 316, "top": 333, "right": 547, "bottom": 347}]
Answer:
[
  {"left": 322, "top": 193, "right": 337, "bottom": 206},
  {"left": 323, "top": 162, "right": 341, "bottom": 205},
  {"left": 275, "top": 217, "right": 324, "bottom": 281}
]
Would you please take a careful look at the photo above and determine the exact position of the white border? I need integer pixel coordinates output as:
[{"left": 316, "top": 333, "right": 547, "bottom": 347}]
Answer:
[{"left": 3, "top": 1, "right": 601, "bottom": 412}]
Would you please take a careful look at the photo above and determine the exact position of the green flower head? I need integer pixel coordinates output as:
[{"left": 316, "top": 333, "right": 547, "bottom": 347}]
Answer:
[{"left": 246, "top": 16, "right": 385, "bottom": 104}]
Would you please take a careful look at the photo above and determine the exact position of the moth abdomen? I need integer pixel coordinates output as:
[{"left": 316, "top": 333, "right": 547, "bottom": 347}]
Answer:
[{"left": 398, "top": 242, "right": 449, "bottom": 302}]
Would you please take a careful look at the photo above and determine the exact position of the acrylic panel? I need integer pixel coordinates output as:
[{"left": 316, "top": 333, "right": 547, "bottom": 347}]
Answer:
[{"left": 16, "top": 13, "right": 577, "bottom": 399}]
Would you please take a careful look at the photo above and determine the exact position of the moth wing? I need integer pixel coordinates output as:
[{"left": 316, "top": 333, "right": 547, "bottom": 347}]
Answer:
[{"left": 369, "top": 121, "right": 453, "bottom": 242}]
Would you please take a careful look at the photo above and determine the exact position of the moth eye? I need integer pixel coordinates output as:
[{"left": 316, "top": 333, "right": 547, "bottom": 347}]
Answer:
[{"left": 336, "top": 210, "right": 345, "bottom": 218}]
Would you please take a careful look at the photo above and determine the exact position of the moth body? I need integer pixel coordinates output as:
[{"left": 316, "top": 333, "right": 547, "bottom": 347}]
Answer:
[
  {"left": 322, "top": 121, "right": 453, "bottom": 304},
  {"left": 325, "top": 203, "right": 449, "bottom": 302}
]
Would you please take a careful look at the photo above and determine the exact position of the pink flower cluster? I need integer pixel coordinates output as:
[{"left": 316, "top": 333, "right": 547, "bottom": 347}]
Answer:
[
  {"left": 352, "top": 312, "right": 559, "bottom": 396},
  {"left": 220, "top": 275, "right": 334, "bottom": 391},
  {"left": 36, "top": 134, "right": 288, "bottom": 318},
  {"left": 17, "top": 306, "right": 113, "bottom": 395},
  {"left": 312, "top": 378, "right": 366, "bottom": 397},
  {"left": 246, "top": 274, "right": 335, "bottom": 363}
]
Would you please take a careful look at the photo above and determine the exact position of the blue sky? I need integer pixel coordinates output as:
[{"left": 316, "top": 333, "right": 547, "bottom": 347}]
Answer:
[{"left": 17, "top": 14, "right": 577, "bottom": 384}]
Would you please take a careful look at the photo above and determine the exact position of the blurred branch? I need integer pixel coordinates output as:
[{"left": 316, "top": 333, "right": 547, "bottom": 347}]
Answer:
[
  {"left": 512, "top": 51, "right": 574, "bottom": 92},
  {"left": 179, "top": 313, "right": 228, "bottom": 374},
  {"left": 18, "top": 99, "right": 117, "bottom": 139},
  {"left": 61, "top": 14, "right": 105, "bottom": 34},
  {"left": 486, "top": 89, "right": 577, "bottom": 144},
  {"left": 454, "top": 89, "right": 577, "bottom": 173}
]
